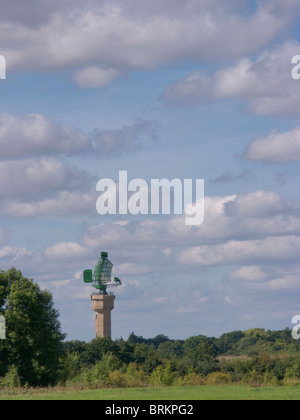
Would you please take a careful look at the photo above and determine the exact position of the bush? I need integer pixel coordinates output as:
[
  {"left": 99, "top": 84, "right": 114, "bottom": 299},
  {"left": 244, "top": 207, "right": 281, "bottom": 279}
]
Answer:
[
  {"left": 206, "top": 372, "right": 231, "bottom": 385},
  {"left": 68, "top": 353, "right": 124, "bottom": 388},
  {"left": 124, "top": 363, "right": 147, "bottom": 388},
  {"left": 150, "top": 363, "right": 177, "bottom": 387},
  {"left": 176, "top": 371, "right": 205, "bottom": 386},
  {"left": 106, "top": 363, "right": 148, "bottom": 388},
  {"left": 244, "top": 369, "right": 263, "bottom": 387},
  {"left": 282, "top": 367, "right": 300, "bottom": 386},
  {"left": 58, "top": 351, "right": 81, "bottom": 384},
  {"left": 263, "top": 372, "right": 280, "bottom": 387},
  {"left": 0, "top": 365, "right": 21, "bottom": 389},
  {"left": 107, "top": 370, "right": 128, "bottom": 388}
]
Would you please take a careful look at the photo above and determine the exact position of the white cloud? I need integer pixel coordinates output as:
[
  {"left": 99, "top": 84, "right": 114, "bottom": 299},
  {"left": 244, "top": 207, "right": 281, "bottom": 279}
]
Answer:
[
  {"left": 224, "top": 191, "right": 285, "bottom": 218},
  {"left": 244, "top": 126, "right": 300, "bottom": 162},
  {"left": 0, "top": 158, "right": 90, "bottom": 199},
  {"left": 45, "top": 242, "right": 91, "bottom": 260},
  {"left": 179, "top": 235, "right": 300, "bottom": 266},
  {"left": 228, "top": 264, "right": 300, "bottom": 292},
  {"left": 230, "top": 266, "right": 267, "bottom": 282},
  {"left": 0, "top": 113, "right": 159, "bottom": 159},
  {"left": 1, "top": 191, "right": 96, "bottom": 218},
  {"left": 0, "top": 114, "right": 160, "bottom": 218},
  {"left": 0, "top": 114, "right": 90, "bottom": 159},
  {"left": 161, "top": 72, "right": 213, "bottom": 107},
  {"left": 0, "top": 245, "right": 32, "bottom": 261},
  {"left": 161, "top": 41, "right": 300, "bottom": 116},
  {"left": 266, "top": 274, "right": 300, "bottom": 291},
  {"left": 80, "top": 190, "right": 300, "bottom": 271},
  {"left": 0, "top": 157, "right": 96, "bottom": 218},
  {"left": 1, "top": 0, "right": 298, "bottom": 86},
  {"left": 72, "top": 67, "right": 121, "bottom": 88}
]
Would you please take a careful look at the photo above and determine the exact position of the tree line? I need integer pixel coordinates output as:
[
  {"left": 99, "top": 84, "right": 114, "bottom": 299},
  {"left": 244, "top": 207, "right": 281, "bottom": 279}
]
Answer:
[{"left": 1, "top": 268, "right": 300, "bottom": 388}]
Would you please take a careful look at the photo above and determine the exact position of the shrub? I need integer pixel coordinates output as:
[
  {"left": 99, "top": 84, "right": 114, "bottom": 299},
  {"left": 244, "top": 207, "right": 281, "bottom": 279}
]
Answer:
[
  {"left": 244, "top": 369, "right": 263, "bottom": 387},
  {"left": 68, "top": 353, "right": 124, "bottom": 388},
  {"left": 263, "top": 372, "right": 280, "bottom": 387},
  {"left": 206, "top": 372, "right": 231, "bottom": 385},
  {"left": 150, "top": 363, "right": 177, "bottom": 387},
  {"left": 58, "top": 351, "right": 81, "bottom": 384},
  {"left": 0, "top": 365, "right": 21, "bottom": 389},
  {"left": 282, "top": 367, "right": 300, "bottom": 386},
  {"left": 124, "top": 363, "right": 147, "bottom": 388},
  {"left": 107, "top": 370, "right": 128, "bottom": 388},
  {"left": 176, "top": 372, "right": 205, "bottom": 386}
]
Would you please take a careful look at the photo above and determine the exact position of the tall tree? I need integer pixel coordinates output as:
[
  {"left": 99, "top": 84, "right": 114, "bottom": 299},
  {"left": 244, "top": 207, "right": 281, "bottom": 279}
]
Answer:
[{"left": 0, "top": 268, "right": 65, "bottom": 386}]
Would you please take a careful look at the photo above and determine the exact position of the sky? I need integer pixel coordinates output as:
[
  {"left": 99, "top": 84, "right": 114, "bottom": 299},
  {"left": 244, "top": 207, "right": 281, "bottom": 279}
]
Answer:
[{"left": 1, "top": 0, "right": 300, "bottom": 341}]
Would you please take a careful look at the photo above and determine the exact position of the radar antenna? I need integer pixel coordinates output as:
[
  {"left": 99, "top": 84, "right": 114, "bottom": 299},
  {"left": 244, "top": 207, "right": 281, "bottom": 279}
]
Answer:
[{"left": 83, "top": 252, "right": 122, "bottom": 295}]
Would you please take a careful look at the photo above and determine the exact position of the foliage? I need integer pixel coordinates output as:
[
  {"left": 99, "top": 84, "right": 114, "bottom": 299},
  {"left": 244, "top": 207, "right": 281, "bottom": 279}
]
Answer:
[
  {"left": 68, "top": 353, "right": 124, "bottom": 387},
  {"left": 0, "top": 268, "right": 65, "bottom": 387},
  {"left": 206, "top": 372, "right": 232, "bottom": 385},
  {"left": 3, "top": 322, "right": 300, "bottom": 389},
  {"left": 0, "top": 365, "right": 21, "bottom": 389},
  {"left": 150, "top": 362, "right": 178, "bottom": 387},
  {"left": 50, "top": 327, "right": 300, "bottom": 390}
]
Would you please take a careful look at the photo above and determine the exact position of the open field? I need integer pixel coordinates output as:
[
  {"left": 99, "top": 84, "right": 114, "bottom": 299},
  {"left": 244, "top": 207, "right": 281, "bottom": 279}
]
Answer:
[{"left": 0, "top": 385, "right": 300, "bottom": 400}]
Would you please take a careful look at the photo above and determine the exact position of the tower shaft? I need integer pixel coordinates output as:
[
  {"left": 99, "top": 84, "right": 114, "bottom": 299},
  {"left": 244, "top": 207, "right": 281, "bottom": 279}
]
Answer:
[{"left": 91, "top": 294, "right": 115, "bottom": 338}]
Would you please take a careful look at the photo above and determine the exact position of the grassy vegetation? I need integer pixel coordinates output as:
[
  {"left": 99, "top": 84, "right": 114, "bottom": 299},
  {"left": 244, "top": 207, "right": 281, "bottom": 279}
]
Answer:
[{"left": 1, "top": 385, "right": 300, "bottom": 400}]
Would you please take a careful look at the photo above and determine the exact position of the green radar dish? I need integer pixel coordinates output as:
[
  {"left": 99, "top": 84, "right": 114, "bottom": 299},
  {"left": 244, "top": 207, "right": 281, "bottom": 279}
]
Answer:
[{"left": 83, "top": 252, "right": 122, "bottom": 295}]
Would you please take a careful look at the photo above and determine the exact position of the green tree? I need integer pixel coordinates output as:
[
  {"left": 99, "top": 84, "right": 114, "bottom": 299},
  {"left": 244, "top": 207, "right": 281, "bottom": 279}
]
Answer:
[
  {"left": 82, "top": 337, "right": 118, "bottom": 365},
  {"left": 183, "top": 335, "right": 217, "bottom": 363},
  {"left": 216, "top": 331, "right": 245, "bottom": 354},
  {"left": 157, "top": 340, "right": 184, "bottom": 358},
  {"left": 0, "top": 268, "right": 65, "bottom": 386}
]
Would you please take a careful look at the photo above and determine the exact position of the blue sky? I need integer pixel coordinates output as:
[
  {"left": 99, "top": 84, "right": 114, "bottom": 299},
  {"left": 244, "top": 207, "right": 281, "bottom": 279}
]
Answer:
[{"left": 1, "top": 0, "right": 300, "bottom": 341}]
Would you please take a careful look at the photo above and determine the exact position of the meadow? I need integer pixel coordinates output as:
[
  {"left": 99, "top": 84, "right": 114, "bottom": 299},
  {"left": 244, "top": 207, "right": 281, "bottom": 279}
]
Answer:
[{"left": 0, "top": 385, "right": 300, "bottom": 400}]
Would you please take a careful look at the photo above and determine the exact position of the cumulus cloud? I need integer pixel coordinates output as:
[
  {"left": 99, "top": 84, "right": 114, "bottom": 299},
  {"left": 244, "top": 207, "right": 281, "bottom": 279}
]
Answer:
[
  {"left": 1, "top": 0, "right": 298, "bottom": 87},
  {"left": 3, "top": 188, "right": 296, "bottom": 266},
  {"left": 161, "top": 41, "right": 300, "bottom": 116},
  {"left": 244, "top": 126, "right": 300, "bottom": 162},
  {"left": 228, "top": 265, "right": 300, "bottom": 294},
  {"left": 0, "top": 245, "right": 32, "bottom": 262},
  {"left": 0, "top": 113, "right": 159, "bottom": 160},
  {"left": 0, "top": 158, "right": 90, "bottom": 200},
  {"left": 0, "top": 157, "right": 95, "bottom": 218},
  {"left": 44, "top": 242, "right": 91, "bottom": 260},
  {"left": 179, "top": 235, "right": 300, "bottom": 266},
  {"left": 72, "top": 67, "right": 121, "bottom": 89},
  {"left": 1, "top": 191, "right": 96, "bottom": 218},
  {"left": 91, "top": 120, "right": 159, "bottom": 156},
  {"left": 0, "top": 113, "right": 159, "bottom": 218},
  {"left": 265, "top": 270, "right": 300, "bottom": 291},
  {"left": 224, "top": 190, "right": 285, "bottom": 218},
  {"left": 0, "top": 114, "right": 90, "bottom": 159},
  {"left": 81, "top": 190, "right": 300, "bottom": 268},
  {"left": 230, "top": 265, "right": 268, "bottom": 282}
]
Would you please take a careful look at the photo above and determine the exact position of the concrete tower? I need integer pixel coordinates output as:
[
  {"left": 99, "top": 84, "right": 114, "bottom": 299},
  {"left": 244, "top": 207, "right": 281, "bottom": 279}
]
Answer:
[
  {"left": 91, "top": 294, "right": 115, "bottom": 338},
  {"left": 83, "top": 252, "right": 122, "bottom": 339}
]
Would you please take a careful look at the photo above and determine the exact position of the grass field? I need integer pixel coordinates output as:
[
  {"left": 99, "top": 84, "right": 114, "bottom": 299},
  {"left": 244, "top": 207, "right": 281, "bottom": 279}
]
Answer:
[{"left": 0, "top": 385, "right": 300, "bottom": 400}]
